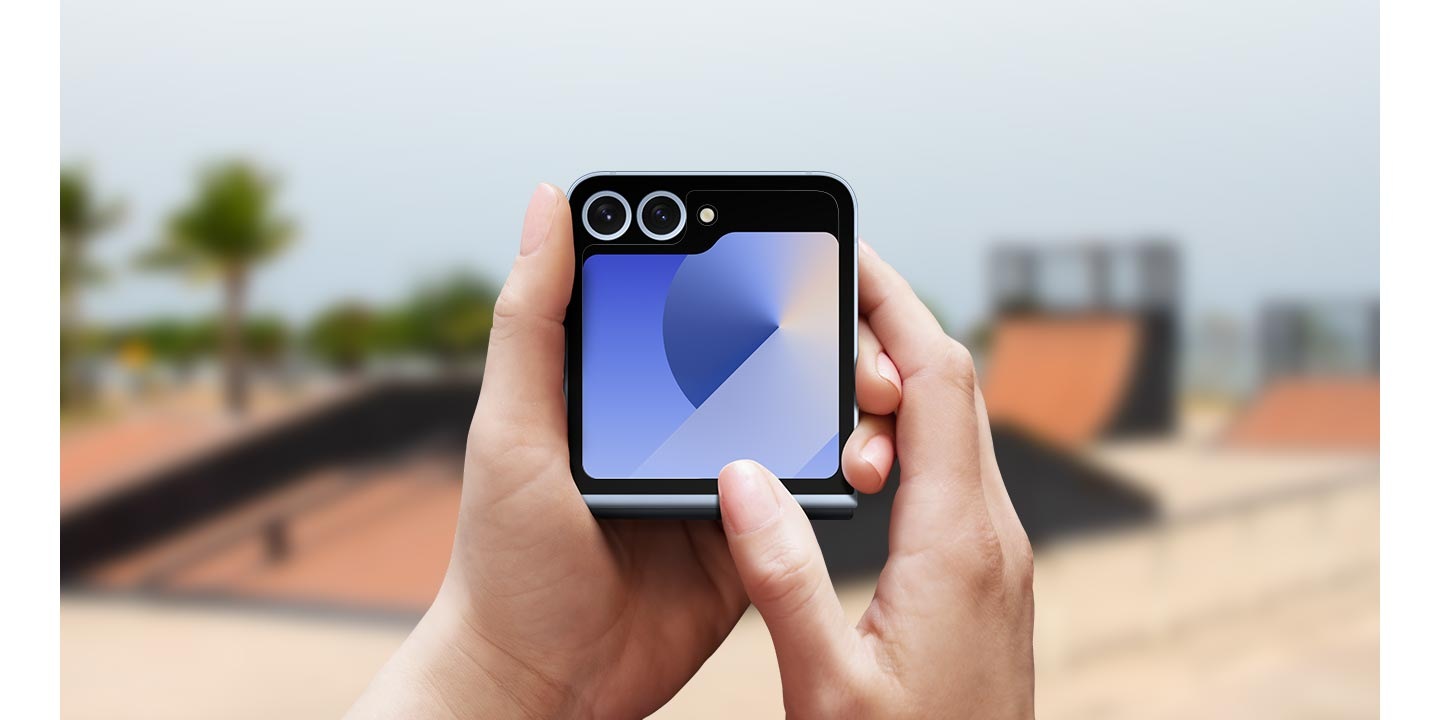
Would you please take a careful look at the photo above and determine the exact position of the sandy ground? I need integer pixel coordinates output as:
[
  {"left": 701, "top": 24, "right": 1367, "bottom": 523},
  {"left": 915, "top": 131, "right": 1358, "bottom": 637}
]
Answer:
[
  {"left": 61, "top": 570, "right": 1376, "bottom": 719},
  {"left": 61, "top": 401, "right": 1378, "bottom": 718}
]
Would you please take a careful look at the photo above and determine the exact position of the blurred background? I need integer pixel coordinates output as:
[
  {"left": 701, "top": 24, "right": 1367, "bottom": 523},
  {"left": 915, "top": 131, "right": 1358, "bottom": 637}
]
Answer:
[{"left": 60, "top": 0, "right": 1378, "bottom": 717}]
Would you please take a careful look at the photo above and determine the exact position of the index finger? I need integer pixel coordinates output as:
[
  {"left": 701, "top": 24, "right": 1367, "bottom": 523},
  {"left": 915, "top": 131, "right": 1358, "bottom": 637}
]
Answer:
[
  {"left": 858, "top": 241, "right": 990, "bottom": 553},
  {"left": 858, "top": 240, "right": 954, "bottom": 378}
]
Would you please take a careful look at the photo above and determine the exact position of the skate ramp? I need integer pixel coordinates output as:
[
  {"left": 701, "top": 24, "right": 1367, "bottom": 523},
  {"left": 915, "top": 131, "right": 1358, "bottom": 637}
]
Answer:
[
  {"left": 983, "top": 315, "right": 1141, "bottom": 448},
  {"left": 1225, "top": 376, "right": 1380, "bottom": 452},
  {"left": 62, "top": 378, "right": 480, "bottom": 580}
]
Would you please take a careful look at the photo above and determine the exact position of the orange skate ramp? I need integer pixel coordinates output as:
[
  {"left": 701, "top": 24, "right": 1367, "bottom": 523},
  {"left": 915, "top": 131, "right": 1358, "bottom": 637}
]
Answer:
[
  {"left": 983, "top": 315, "right": 1140, "bottom": 448},
  {"left": 1225, "top": 376, "right": 1380, "bottom": 451}
]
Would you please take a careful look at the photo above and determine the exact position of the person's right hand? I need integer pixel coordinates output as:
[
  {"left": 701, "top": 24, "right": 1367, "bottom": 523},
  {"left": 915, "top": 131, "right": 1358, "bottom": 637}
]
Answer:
[{"left": 717, "top": 240, "right": 1036, "bottom": 718}]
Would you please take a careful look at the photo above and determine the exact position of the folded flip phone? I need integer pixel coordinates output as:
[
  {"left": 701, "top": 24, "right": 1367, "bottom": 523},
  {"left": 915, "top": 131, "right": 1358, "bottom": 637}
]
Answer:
[{"left": 566, "top": 173, "right": 858, "bottom": 519}]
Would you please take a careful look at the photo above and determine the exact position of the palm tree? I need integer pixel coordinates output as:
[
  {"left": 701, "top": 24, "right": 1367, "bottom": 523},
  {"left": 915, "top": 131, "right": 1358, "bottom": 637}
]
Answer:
[
  {"left": 140, "top": 160, "right": 295, "bottom": 415},
  {"left": 60, "top": 165, "right": 123, "bottom": 408}
]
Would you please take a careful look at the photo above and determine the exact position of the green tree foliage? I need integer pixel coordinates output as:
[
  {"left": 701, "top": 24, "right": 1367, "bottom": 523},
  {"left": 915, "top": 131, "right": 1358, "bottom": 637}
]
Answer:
[
  {"left": 60, "top": 165, "right": 124, "bottom": 408},
  {"left": 61, "top": 166, "right": 123, "bottom": 294},
  {"left": 138, "top": 160, "right": 295, "bottom": 414},
  {"left": 107, "top": 315, "right": 289, "bottom": 375},
  {"left": 245, "top": 315, "right": 292, "bottom": 368},
  {"left": 307, "top": 302, "right": 380, "bottom": 372},
  {"left": 303, "top": 272, "right": 498, "bottom": 372},
  {"left": 396, "top": 273, "right": 499, "bottom": 366},
  {"left": 111, "top": 318, "right": 215, "bottom": 376}
]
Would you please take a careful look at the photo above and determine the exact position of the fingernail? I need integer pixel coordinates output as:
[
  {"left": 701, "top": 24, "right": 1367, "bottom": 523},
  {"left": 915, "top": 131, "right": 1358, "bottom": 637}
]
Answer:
[
  {"left": 877, "top": 352, "right": 902, "bottom": 394},
  {"left": 861, "top": 434, "right": 891, "bottom": 479},
  {"left": 719, "top": 461, "right": 780, "bottom": 534},
  {"left": 519, "top": 183, "right": 559, "bottom": 257},
  {"left": 858, "top": 238, "right": 876, "bottom": 257}
]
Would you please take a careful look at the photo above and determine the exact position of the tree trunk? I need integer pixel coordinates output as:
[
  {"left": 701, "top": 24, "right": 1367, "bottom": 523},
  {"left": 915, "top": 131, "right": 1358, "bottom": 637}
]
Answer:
[
  {"left": 60, "top": 284, "right": 80, "bottom": 408},
  {"left": 60, "top": 242, "right": 90, "bottom": 409},
  {"left": 221, "top": 267, "right": 249, "bottom": 416}
]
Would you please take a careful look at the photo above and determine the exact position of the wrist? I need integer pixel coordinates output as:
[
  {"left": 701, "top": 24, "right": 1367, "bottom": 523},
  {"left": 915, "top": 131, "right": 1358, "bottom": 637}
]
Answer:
[
  {"left": 414, "top": 582, "right": 580, "bottom": 719},
  {"left": 351, "top": 581, "right": 580, "bottom": 720}
]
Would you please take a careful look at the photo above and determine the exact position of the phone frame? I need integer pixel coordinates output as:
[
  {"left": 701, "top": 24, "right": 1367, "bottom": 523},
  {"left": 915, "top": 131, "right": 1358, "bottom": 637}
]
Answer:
[{"left": 565, "top": 172, "right": 858, "bottom": 519}]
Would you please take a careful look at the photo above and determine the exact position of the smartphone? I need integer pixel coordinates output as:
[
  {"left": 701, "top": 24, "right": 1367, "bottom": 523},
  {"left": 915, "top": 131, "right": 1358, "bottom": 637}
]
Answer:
[{"left": 565, "top": 173, "right": 858, "bottom": 519}]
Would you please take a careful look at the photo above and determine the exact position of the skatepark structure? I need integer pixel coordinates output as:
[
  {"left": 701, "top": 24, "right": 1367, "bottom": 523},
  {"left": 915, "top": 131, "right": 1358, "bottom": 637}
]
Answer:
[
  {"left": 61, "top": 244, "right": 1382, "bottom": 602},
  {"left": 60, "top": 244, "right": 1382, "bottom": 718},
  {"left": 61, "top": 242, "right": 1188, "bottom": 600},
  {"left": 1226, "top": 375, "right": 1380, "bottom": 451},
  {"left": 60, "top": 378, "right": 478, "bottom": 605},
  {"left": 1226, "top": 299, "right": 1380, "bottom": 451},
  {"left": 983, "top": 241, "right": 1179, "bottom": 448},
  {"left": 897, "top": 241, "right": 1187, "bottom": 548}
]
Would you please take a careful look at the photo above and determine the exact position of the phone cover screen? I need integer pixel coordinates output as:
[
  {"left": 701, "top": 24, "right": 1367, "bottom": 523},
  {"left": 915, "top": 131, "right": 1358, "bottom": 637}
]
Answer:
[{"left": 582, "top": 231, "right": 839, "bottom": 479}]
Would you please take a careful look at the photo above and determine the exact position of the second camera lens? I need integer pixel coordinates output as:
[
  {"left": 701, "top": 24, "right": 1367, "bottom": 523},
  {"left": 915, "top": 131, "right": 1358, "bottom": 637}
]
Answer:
[{"left": 638, "top": 191, "right": 686, "bottom": 240}]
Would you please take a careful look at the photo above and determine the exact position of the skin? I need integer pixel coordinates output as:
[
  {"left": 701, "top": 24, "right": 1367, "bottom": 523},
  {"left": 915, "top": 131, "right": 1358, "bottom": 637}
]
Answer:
[
  {"left": 348, "top": 183, "right": 1034, "bottom": 719},
  {"left": 717, "top": 238, "right": 1036, "bottom": 718}
]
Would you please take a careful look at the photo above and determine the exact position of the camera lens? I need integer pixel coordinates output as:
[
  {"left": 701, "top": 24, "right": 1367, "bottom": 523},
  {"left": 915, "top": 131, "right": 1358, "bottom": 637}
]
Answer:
[
  {"left": 593, "top": 202, "right": 622, "bottom": 228},
  {"left": 638, "top": 191, "right": 686, "bottom": 241},
  {"left": 582, "top": 191, "right": 631, "bottom": 241}
]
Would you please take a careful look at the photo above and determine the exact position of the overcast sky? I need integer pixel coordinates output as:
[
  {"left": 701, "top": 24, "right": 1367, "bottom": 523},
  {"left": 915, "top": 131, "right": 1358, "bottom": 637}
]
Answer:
[{"left": 62, "top": 0, "right": 1377, "bottom": 332}]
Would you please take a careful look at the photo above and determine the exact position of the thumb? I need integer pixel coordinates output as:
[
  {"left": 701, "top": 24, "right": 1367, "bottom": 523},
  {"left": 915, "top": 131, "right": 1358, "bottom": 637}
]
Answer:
[
  {"left": 718, "top": 461, "right": 850, "bottom": 685},
  {"left": 473, "top": 183, "right": 573, "bottom": 449}
]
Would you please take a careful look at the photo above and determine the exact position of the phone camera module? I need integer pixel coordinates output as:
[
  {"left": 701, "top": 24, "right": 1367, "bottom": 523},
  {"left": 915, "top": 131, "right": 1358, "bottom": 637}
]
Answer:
[
  {"left": 582, "top": 191, "right": 631, "bottom": 241},
  {"left": 638, "top": 191, "right": 686, "bottom": 241}
]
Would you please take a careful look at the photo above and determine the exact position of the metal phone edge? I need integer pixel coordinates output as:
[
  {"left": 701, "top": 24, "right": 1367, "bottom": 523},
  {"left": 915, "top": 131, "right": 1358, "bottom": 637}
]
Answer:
[{"left": 584, "top": 493, "right": 858, "bottom": 520}]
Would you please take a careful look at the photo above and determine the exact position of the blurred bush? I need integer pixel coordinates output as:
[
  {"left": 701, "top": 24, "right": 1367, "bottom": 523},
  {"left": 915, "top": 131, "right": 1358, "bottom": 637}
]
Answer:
[
  {"left": 109, "top": 318, "right": 213, "bottom": 379},
  {"left": 307, "top": 303, "right": 380, "bottom": 373},
  {"left": 60, "top": 165, "right": 123, "bottom": 409},
  {"left": 305, "top": 273, "right": 498, "bottom": 373},
  {"left": 244, "top": 315, "right": 292, "bottom": 369},
  {"left": 393, "top": 273, "right": 497, "bottom": 367}
]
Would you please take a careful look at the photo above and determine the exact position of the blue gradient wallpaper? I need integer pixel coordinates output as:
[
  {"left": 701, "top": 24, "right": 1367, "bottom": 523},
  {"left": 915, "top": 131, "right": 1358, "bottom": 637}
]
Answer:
[{"left": 582, "top": 232, "right": 840, "bottom": 479}]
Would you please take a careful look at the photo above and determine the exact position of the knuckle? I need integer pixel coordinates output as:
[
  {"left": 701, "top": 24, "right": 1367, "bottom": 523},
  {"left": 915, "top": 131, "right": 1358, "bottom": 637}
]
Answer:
[
  {"left": 467, "top": 396, "right": 508, "bottom": 442},
  {"left": 1010, "top": 534, "right": 1036, "bottom": 591},
  {"left": 939, "top": 340, "right": 977, "bottom": 387},
  {"left": 466, "top": 408, "right": 495, "bottom": 449},
  {"left": 490, "top": 279, "right": 564, "bottom": 348},
  {"left": 750, "top": 542, "right": 821, "bottom": 612},
  {"left": 966, "top": 522, "right": 1009, "bottom": 593},
  {"left": 470, "top": 439, "right": 560, "bottom": 487},
  {"left": 468, "top": 412, "right": 555, "bottom": 472},
  {"left": 489, "top": 283, "right": 529, "bottom": 338}
]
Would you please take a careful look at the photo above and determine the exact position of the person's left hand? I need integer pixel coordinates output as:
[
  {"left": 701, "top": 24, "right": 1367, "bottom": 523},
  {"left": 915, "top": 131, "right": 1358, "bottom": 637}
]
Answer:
[{"left": 349, "top": 183, "right": 900, "bottom": 719}]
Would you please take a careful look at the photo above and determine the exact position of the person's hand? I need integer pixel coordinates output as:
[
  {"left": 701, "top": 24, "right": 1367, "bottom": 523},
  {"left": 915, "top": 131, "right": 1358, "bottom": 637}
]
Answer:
[
  {"left": 348, "top": 184, "right": 752, "bottom": 719},
  {"left": 347, "top": 185, "right": 1029, "bottom": 718},
  {"left": 716, "top": 241, "right": 1036, "bottom": 718}
]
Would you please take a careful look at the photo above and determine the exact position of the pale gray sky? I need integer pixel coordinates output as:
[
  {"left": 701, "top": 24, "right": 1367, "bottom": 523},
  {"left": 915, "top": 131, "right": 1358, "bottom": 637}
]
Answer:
[{"left": 62, "top": 0, "right": 1377, "bottom": 333}]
